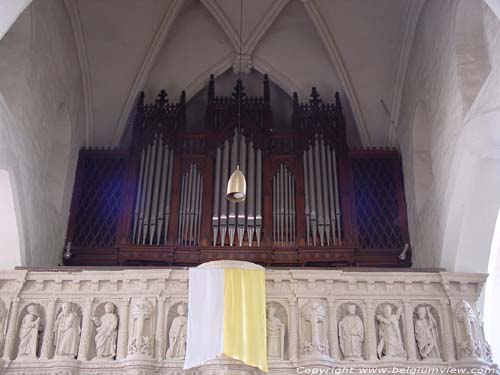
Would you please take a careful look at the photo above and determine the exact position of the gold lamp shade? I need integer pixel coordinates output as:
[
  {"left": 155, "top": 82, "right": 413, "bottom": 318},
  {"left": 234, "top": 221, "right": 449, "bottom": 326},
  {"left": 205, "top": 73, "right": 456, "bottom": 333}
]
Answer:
[{"left": 227, "top": 165, "right": 246, "bottom": 202}]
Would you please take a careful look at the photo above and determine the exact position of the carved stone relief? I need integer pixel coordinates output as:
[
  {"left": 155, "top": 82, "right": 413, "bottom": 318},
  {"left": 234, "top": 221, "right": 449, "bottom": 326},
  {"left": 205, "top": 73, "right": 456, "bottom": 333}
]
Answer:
[
  {"left": 0, "top": 269, "right": 494, "bottom": 374},
  {"left": 0, "top": 299, "right": 6, "bottom": 356},
  {"left": 337, "top": 303, "right": 364, "bottom": 360},
  {"left": 127, "top": 299, "right": 154, "bottom": 358},
  {"left": 89, "top": 301, "right": 118, "bottom": 360},
  {"left": 454, "top": 300, "right": 482, "bottom": 360},
  {"left": 165, "top": 302, "right": 187, "bottom": 359},
  {"left": 299, "top": 300, "right": 329, "bottom": 359},
  {"left": 53, "top": 302, "right": 81, "bottom": 359},
  {"left": 413, "top": 304, "right": 441, "bottom": 361},
  {"left": 16, "top": 303, "right": 44, "bottom": 360},
  {"left": 375, "top": 302, "right": 407, "bottom": 360},
  {"left": 266, "top": 302, "right": 287, "bottom": 360}
]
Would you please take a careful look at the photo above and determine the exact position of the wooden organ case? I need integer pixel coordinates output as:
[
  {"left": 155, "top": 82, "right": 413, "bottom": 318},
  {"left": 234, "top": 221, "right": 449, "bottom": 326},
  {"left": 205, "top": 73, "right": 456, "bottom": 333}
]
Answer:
[{"left": 65, "top": 75, "right": 411, "bottom": 267}]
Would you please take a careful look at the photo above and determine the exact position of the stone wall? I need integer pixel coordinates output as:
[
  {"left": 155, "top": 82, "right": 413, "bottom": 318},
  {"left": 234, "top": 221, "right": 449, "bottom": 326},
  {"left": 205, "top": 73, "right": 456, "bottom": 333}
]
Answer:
[
  {"left": 397, "top": 0, "right": 500, "bottom": 270},
  {"left": 0, "top": 0, "right": 85, "bottom": 267},
  {"left": 0, "top": 268, "right": 494, "bottom": 375}
]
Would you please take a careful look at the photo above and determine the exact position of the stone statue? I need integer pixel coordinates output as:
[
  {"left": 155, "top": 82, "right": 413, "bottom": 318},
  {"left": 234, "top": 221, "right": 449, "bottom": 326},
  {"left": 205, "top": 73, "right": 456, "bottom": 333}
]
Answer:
[
  {"left": 478, "top": 313, "right": 492, "bottom": 362},
  {"left": 128, "top": 299, "right": 154, "bottom": 357},
  {"left": 18, "top": 305, "right": 41, "bottom": 359},
  {"left": 54, "top": 302, "right": 81, "bottom": 358},
  {"left": 91, "top": 302, "right": 118, "bottom": 360},
  {"left": 338, "top": 304, "right": 364, "bottom": 360},
  {"left": 166, "top": 304, "right": 188, "bottom": 358},
  {"left": 301, "top": 302, "right": 329, "bottom": 357},
  {"left": 266, "top": 306, "right": 285, "bottom": 359},
  {"left": 454, "top": 300, "right": 481, "bottom": 359},
  {"left": 414, "top": 306, "right": 440, "bottom": 360},
  {"left": 376, "top": 304, "right": 406, "bottom": 359}
]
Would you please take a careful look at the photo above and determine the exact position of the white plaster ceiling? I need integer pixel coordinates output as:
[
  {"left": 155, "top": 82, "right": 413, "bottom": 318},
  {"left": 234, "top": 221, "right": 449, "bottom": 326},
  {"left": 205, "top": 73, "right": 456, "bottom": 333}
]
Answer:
[{"left": 73, "top": 0, "right": 416, "bottom": 147}]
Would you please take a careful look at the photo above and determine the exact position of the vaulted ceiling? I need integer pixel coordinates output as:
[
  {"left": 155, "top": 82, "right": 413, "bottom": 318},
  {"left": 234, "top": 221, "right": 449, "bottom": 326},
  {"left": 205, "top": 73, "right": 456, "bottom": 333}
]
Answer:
[{"left": 69, "top": 0, "right": 420, "bottom": 148}]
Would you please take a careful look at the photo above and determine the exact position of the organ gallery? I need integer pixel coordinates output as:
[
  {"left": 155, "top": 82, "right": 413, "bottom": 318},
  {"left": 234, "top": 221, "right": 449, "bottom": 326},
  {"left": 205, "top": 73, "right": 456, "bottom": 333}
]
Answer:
[
  {"left": 0, "top": 0, "right": 498, "bottom": 374},
  {"left": 64, "top": 74, "right": 410, "bottom": 268}
]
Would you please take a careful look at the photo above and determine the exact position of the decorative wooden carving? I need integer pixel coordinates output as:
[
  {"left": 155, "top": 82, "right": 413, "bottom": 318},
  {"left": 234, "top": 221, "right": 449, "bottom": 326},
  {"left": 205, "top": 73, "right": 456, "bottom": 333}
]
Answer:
[{"left": 64, "top": 75, "right": 411, "bottom": 267}]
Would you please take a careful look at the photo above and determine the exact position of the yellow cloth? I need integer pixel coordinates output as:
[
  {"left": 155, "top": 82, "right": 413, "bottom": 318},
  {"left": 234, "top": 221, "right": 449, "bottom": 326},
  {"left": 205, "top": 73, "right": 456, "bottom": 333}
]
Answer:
[{"left": 223, "top": 268, "right": 268, "bottom": 372}]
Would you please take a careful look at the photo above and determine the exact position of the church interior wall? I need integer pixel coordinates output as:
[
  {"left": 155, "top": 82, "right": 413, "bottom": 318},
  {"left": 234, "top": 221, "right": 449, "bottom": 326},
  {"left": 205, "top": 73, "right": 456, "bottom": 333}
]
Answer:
[
  {"left": 0, "top": 0, "right": 85, "bottom": 267},
  {"left": 397, "top": 0, "right": 500, "bottom": 272}
]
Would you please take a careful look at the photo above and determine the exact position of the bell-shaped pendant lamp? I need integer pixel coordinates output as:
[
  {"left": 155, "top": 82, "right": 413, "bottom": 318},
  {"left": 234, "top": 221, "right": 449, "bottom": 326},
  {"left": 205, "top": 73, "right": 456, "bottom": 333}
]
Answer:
[
  {"left": 227, "top": 164, "right": 246, "bottom": 202},
  {"left": 226, "top": 0, "right": 247, "bottom": 203}
]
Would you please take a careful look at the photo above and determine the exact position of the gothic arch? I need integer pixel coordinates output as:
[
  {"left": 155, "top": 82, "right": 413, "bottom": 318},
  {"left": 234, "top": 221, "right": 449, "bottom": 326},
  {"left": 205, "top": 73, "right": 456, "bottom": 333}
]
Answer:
[
  {"left": 454, "top": 0, "right": 492, "bottom": 115},
  {"left": 411, "top": 100, "right": 434, "bottom": 216},
  {"left": 46, "top": 102, "right": 72, "bottom": 213}
]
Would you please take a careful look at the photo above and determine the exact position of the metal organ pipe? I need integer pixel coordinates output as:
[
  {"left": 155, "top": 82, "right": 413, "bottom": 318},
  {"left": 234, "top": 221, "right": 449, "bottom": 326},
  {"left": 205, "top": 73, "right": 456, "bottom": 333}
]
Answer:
[
  {"left": 272, "top": 164, "right": 296, "bottom": 246},
  {"left": 302, "top": 136, "right": 342, "bottom": 246},
  {"left": 256, "top": 149, "right": 262, "bottom": 246},
  {"left": 303, "top": 152, "right": 310, "bottom": 245},
  {"left": 212, "top": 148, "right": 222, "bottom": 245},
  {"left": 247, "top": 141, "right": 255, "bottom": 246},
  {"left": 237, "top": 134, "right": 247, "bottom": 246},
  {"left": 228, "top": 132, "right": 237, "bottom": 246},
  {"left": 132, "top": 136, "right": 175, "bottom": 246},
  {"left": 178, "top": 164, "right": 204, "bottom": 246},
  {"left": 219, "top": 140, "right": 230, "bottom": 246},
  {"left": 211, "top": 132, "right": 263, "bottom": 247}
]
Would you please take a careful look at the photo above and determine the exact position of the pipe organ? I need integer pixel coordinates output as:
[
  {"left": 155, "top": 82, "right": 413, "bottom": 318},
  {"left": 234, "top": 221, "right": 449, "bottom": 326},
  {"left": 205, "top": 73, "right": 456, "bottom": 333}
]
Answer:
[
  {"left": 65, "top": 74, "right": 411, "bottom": 267},
  {"left": 178, "top": 164, "right": 203, "bottom": 246},
  {"left": 132, "top": 133, "right": 175, "bottom": 246},
  {"left": 302, "top": 135, "right": 341, "bottom": 247},
  {"left": 273, "top": 164, "right": 296, "bottom": 247},
  {"left": 212, "top": 133, "right": 263, "bottom": 247}
]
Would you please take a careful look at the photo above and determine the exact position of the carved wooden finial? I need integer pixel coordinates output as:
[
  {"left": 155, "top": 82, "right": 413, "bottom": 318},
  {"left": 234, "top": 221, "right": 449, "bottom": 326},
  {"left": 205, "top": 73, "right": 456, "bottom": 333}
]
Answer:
[
  {"left": 293, "top": 92, "right": 299, "bottom": 109},
  {"left": 137, "top": 91, "right": 145, "bottom": 110},
  {"left": 263, "top": 74, "right": 270, "bottom": 105},
  {"left": 208, "top": 74, "right": 215, "bottom": 101},
  {"left": 335, "top": 91, "right": 342, "bottom": 109},
  {"left": 232, "top": 79, "right": 247, "bottom": 102},
  {"left": 180, "top": 90, "right": 186, "bottom": 107},
  {"left": 156, "top": 89, "right": 169, "bottom": 108},
  {"left": 310, "top": 87, "right": 322, "bottom": 109}
]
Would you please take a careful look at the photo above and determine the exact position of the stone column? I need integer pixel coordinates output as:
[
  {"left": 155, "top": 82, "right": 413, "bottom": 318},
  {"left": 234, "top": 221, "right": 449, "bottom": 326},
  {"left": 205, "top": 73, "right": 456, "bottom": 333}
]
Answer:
[
  {"left": 2, "top": 298, "right": 20, "bottom": 360},
  {"left": 364, "top": 300, "right": 377, "bottom": 361},
  {"left": 288, "top": 296, "right": 299, "bottom": 362},
  {"left": 116, "top": 298, "right": 130, "bottom": 360},
  {"left": 41, "top": 298, "right": 57, "bottom": 359},
  {"left": 327, "top": 297, "right": 340, "bottom": 360},
  {"left": 155, "top": 297, "right": 166, "bottom": 360},
  {"left": 440, "top": 301, "right": 455, "bottom": 362},
  {"left": 403, "top": 300, "right": 417, "bottom": 361},
  {"left": 78, "top": 298, "right": 94, "bottom": 360}
]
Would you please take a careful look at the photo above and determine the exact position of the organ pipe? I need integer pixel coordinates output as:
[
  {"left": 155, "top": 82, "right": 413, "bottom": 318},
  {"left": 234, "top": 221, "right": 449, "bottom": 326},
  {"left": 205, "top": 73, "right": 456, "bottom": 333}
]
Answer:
[
  {"left": 212, "top": 131, "right": 263, "bottom": 246},
  {"left": 132, "top": 135, "right": 175, "bottom": 245},
  {"left": 273, "top": 164, "right": 296, "bottom": 246},
  {"left": 302, "top": 135, "right": 342, "bottom": 246},
  {"left": 178, "top": 164, "right": 204, "bottom": 246}
]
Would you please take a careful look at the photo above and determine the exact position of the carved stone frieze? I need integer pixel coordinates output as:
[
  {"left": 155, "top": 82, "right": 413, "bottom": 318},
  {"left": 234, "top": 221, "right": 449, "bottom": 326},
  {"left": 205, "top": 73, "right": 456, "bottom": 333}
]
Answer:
[{"left": 0, "top": 269, "right": 495, "bottom": 374}]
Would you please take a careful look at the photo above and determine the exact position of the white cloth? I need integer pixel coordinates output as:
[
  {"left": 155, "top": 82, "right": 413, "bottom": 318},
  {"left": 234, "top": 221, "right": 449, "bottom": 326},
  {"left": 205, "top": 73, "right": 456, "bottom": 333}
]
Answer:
[{"left": 184, "top": 268, "right": 225, "bottom": 369}]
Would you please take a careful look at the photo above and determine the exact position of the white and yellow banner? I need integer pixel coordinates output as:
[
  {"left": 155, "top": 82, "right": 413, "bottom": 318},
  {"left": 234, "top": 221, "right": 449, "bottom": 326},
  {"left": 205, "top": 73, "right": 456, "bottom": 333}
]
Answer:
[{"left": 184, "top": 267, "right": 268, "bottom": 372}]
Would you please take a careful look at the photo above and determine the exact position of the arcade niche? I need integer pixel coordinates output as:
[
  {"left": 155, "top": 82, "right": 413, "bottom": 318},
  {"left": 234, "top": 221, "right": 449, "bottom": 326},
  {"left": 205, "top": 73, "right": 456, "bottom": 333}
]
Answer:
[{"left": 64, "top": 74, "right": 410, "bottom": 267}]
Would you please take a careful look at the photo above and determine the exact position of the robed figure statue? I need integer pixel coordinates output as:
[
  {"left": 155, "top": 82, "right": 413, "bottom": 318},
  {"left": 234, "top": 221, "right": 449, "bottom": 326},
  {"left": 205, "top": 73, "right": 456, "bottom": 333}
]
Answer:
[
  {"left": 166, "top": 304, "right": 188, "bottom": 358},
  {"left": 266, "top": 306, "right": 285, "bottom": 359},
  {"left": 54, "top": 302, "right": 81, "bottom": 358},
  {"left": 18, "top": 305, "right": 41, "bottom": 358},
  {"left": 338, "top": 304, "right": 364, "bottom": 360},
  {"left": 91, "top": 302, "right": 118, "bottom": 359},
  {"left": 376, "top": 304, "right": 407, "bottom": 359},
  {"left": 414, "top": 306, "right": 440, "bottom": 360}
]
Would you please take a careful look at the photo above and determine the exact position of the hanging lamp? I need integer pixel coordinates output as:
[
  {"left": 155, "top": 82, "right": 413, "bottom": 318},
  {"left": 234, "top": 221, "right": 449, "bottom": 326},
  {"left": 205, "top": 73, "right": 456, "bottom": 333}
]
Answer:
[{"left": 227, "top": 0, "right": 246, "bottom": 203}]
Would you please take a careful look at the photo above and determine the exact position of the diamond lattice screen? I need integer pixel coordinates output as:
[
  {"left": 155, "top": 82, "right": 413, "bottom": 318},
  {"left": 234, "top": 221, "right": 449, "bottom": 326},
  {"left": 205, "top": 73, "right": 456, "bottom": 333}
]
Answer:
[
  {"left": 73, "top": 157, "right": 125, "bottom": 248},
  {"left": 352, "top": 158, "right": 403, "bottom": 249}
]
